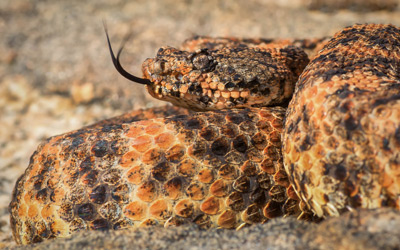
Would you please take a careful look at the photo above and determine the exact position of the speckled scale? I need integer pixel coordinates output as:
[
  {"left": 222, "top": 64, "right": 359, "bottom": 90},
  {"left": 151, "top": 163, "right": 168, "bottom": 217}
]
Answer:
[
  {"left": 283, "top": 24, "right": 400, "bottom": 217},
  {"left": 10, "top": 107, "right": 313, "bottom": 245}
]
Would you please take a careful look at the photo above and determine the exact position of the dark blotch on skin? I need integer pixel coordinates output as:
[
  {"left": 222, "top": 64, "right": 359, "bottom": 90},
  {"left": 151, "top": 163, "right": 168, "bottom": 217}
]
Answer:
[
  {"left": 152, "top": 162, "right": 171, "bottom": 181},
  {"left": 343, "top": 115, "right": 358, "bottom": 130},
  {"left": 200, "top": 127, "right": 217, "bottom": 141},
  {"left": 199, "top": 95, "right": 211, "bottom": 104},
  {"left": 82, "top": 170, "right": 99, "bottom": 186},
  {"left": 264, "top": 200, "right": 284, "bottom": 218},
  {"left": 373, "top": 94, "right": 400, "bottom": 107},
  {"left": 211, "top": 138, "right": 230, "bottom": 156},
  {"left": 299, "top": 135, "right": 313, "bottom": 151},
  {"left": 77, "top": 203, "right": 96, "bottom": 221},
  {"left": 112, "top": 184, "right": 130, "bottom": 203},
  {"left": 90, "top": 219, "right": 110, "bottom": 230},
  {"left": 89, "top": 185, "right": 108, "bottom": 204},
  {"left": 185, "top": 118, "right": 202, "bottom": 129},
  {"left": 79, "top": 156, "right": 95, "bottom": 173},
  {"left": 322, "top": 68, "right": 347, "bottom": 81},
  {"left": 92, "top": 140, "right": 109, "bottom": 158},
  {"left": 233, "top": 176, "right": 250, "bottom": 193},
  {"left": 334, "top": 165, "right": 348, "bottom": 181},
  {"left": 395, "top": 126, "right": 400, "bottom": 144},
  {"left": 233, "top": 135, "right": 248, "bottom": 153},
  {"left": 164, "top": 177, "right": 183, "bottom": 193},
  {"left": 33, "top": 177, "right": 44, "bottom": 191},
  {"left": 227, "top": 192, "right": 246, "bottom": 211},
  {"left": 190, "top": 140, "right": 207, "bottom": 158},
  {"left": 32, "top": 236, "right": 43, "bottom": 244},
  {"left": 226, "top": 113, "right": 244, "bottom": 124},
  {"left": 249, "top": 187, "right": 266, "bottom": 205},
  {"left": 35, "top": 188, "right": 49, "bottom": 203},
  {"left": 71, "top": 137, "right": 85, "bottom": 149},
  {"left": 383, "top": 138, "right": 390, "bottom": 150}
]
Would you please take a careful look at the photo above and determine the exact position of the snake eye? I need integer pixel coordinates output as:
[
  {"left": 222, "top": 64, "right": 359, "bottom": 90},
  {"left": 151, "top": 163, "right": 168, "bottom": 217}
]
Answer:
[
  {"left": 191, "top": 50, "right": 215, "bottom": 71},
  {"left": 193, "top": 54, "right": 210, "bottom": 69}
]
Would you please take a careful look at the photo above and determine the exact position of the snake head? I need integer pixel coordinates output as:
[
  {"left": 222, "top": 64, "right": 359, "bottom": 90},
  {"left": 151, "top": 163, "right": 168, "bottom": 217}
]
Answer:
[
  {"left": 142, "top": 44, "right": 309, "bottom": 110},
  {"left": 105, "top": 27, "right": 308, "bottom": 110}
]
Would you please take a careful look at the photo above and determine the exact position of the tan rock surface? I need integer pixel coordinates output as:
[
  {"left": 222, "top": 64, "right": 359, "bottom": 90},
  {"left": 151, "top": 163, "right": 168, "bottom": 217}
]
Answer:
[{"left": 7, "top": 209, "right": 400, "bottom": 250}]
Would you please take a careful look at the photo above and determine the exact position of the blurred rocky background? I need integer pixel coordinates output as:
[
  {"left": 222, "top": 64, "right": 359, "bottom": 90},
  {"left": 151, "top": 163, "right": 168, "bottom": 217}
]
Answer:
[{"left": 1, "top": 0, "right": 400, "bottom": 248}]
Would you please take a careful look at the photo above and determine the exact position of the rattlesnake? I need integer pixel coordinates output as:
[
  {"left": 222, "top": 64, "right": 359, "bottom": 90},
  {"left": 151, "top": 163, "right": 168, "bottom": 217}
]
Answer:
[{"left": 9, "top": 23, "right": 400, "bottom": 245}]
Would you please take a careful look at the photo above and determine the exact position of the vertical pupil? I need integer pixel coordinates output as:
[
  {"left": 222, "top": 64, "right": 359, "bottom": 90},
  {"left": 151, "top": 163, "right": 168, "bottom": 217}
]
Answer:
[{"left": 194, "top": 54, "right": 209, "bottom": 69}]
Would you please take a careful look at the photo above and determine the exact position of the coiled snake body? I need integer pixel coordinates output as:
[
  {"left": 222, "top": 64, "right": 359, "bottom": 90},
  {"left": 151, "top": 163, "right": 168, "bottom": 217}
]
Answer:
[{"left": 9, "top": 24, "right": 400, "bottom": 245}]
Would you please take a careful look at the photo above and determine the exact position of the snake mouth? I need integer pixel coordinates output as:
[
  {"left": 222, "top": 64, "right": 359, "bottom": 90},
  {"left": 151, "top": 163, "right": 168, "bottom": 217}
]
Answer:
[
  {"left": 146, "top": 79, "right": 274, "bottom": 111},
  {"left": 103, "top": 22, "right": 152, "bottom": 86}
]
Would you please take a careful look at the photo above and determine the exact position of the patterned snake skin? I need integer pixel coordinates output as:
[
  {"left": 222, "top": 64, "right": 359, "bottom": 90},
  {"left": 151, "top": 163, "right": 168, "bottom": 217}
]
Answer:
[{"left": 9, "top": 24, "right": 400, "bottom": 245}]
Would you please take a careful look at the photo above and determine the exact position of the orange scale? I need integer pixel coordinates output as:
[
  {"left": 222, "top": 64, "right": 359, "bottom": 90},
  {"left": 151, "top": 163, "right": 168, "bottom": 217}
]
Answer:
[
  {"left": 314, "top": 90, "right": 328, "bottom": 104},
  {"left": 23, "top": 192, "right": 34, "bottom": 204},
  {"left": 209, "top": 81, "right": 217, "bottom": 90},
  {"left": 308, "top": 85, "right": 319, "bottom": 98},
  {"left": 176, "top": 131, "right": 190, "bottom": 144},
  {"left": 186, "top": 183, "right": 206, "bottom": 201},
  {"left": 141, "top": 148, "right": 163, "bottom": 165},
  {"left": 155, "top": 132, "right": 175, "bottom": 149},
  {"left": 164, "top": 178, "right": 183, "bottom": 200},
  {"left": 42, "top": 140, "right": 60, "bottom": 155},
  {"left": 165, "top": 144, "right": 186, "bottom": 162},
  {"left": 380, "top": 172, "right": 394, "bottom": 190},
  {"left": 210, "top": 179, "right": 229, "bottom": 197},
  {"left": 200, "top": 196, "right": 221, "bottom": 215},
  {"left": 149, "top": 199, "right": 171, "bottom": 220},
  {"left": 41, "top": 204, "right": 56, "bottom": 221},
  {"left": 174, "top": 199, "right": 194, "bottom": 218},
  {"left": 131, "top": 135, "right": 153, "bottom": 153},
  {"left": 200, "top": 81, "right": 209, "bottom": 89},
  {"left": 260, "top": 158, "right": 276, "bottom": 174},
  {"left": 49, "top": 219, "right": 68, "bottom": 237},
  {"left": 51, "top": 187, "right": 65, "bottom": 204},
  {"left": 259, "top": 110, "right": 274, "bottom": 120},
  {"left": 165, "top": 83, "right": 173, "bottom": 90},
  {"left": 119, "top": 150, "right": 141, "bottom": 168},
  {"left": 124, "top": 201, "right": 147, "bottom": 221},
  {"left": 126, "top": 166, "right": 146, "bottom": 185},
  {"left": 145, "top": 123, "right": 163, "bottom": 135},
  {"left": 217, "top": 210, "right": 237, "bottom": 229},
  {"left": 138, "top": 218, "right": 158, "bottom": 227},
  {"left": 177, "top": 158, "right": 198, "bottom": 177},
  {"left": 136, "top": 181, "right": 158, "bottom": 203},
  {"left": 179, "top": 85, "right": 189, "bottom": 94},
  {"left": 217, "top": 83, "right": 225, "bottom": 91},
  {"left": 17, "top": 203, "right": 28, "bottom": 218},
  {"left": 316, "top": 106, "right": 327, "bottom": 121},
  {"left": 197, "top": 169, "right": 214, "bottom": 184},
  {"left": 137, "top": 119, "right": 157, "bottom": 127},
  {"left": 27, "top": 204, "right": 39, "bottom": 219},
  {"left": 125, "top": 125, "right": 144, "bottom": 138}
]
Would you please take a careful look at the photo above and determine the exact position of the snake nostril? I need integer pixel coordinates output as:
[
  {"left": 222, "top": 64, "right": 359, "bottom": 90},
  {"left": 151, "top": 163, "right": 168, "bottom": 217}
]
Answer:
[{"left": 153, "top": 60, "right": 169, "bottom": 75}]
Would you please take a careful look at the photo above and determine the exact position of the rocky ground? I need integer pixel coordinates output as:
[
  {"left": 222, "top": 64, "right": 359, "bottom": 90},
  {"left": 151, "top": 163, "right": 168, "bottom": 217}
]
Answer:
[{"left": 1, "top": 0, "right": 400, "bottom": 249}]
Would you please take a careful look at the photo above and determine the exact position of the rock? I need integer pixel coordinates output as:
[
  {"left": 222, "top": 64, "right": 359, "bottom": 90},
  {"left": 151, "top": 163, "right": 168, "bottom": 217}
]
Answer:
[{"left": 8, "top": 209, "right": 400, "bottom": 250}]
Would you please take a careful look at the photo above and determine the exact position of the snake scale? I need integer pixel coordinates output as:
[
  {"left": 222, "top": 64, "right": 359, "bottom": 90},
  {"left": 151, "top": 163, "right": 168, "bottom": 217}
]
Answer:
[{"left": 9, "top": 23, "right": 400, "bottom": 245}]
